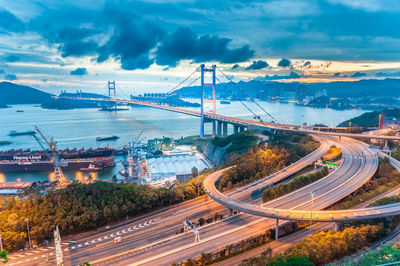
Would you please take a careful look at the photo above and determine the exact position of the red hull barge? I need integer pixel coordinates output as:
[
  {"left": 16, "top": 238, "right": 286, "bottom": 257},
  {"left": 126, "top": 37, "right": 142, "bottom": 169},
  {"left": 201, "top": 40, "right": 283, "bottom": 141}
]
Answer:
[{"left": 0, "top": 157, "right": 115, "bottom": 172}]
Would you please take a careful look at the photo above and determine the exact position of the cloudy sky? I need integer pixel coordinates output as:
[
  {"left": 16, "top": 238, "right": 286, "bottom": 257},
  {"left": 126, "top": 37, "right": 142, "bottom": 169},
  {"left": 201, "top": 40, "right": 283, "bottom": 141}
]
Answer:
[{"left": 1, "top": 0, "right": 400, "bottom": 94}]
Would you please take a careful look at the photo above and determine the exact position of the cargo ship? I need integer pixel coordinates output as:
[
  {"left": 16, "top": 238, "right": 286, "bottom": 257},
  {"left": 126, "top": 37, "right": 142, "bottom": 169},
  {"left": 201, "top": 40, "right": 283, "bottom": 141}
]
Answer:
[
  {"left": 0, "top": 157, "right": 115, "bottom": 172},
  {"left": 220, "top": 100, "right": 231, "bottom": 104},
  {"left": 96, "top": 136, "right": 120, "bottom": 141},
  {"left": 0, "top": 147, "right": 115, "bottom": 161},
  {"left": 0, "top": 141, "right": 12, "bottom": 146},
  {"left": 8, "top": 130, "right": 36, "bottom": 136},
  {"left": 0, "top": 147, "right": 117, "bottom": 172}
]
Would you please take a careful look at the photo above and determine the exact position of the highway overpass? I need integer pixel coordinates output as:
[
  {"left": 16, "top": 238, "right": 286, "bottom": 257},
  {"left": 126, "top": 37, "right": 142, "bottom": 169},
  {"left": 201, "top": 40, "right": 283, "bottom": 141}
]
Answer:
[{"left": 203, "top": 137, "right": 400, "bottom": 222}]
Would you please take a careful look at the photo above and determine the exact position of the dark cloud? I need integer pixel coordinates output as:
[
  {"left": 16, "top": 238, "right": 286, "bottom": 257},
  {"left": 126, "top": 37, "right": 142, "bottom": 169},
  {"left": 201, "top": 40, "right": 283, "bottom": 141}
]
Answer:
[
  {"left": 70, "top": 67, "right": 87, "bottom": 76},
  {"left": 95, "top": 4, "right": 165, "bottom": 70},
  {"left": 53, "top": 26, "right": 99, "bottom": 58},
  {"left": 156, "top": 27, "right": 254, "bottom": 67},
  {"left": 333, "top": 72, "right": 341, "bottom": 77},
  {"left": 32, "top": 4, "right": 164, "bottom": 70},
  {"left": 303, "top": 61, "right": 311, "bottom": 67},
  {"left": 5, "top": 55, "right": 20, "bottom": 62},
  {"left": 231, "top": 64, "right": 240, "bottom": 70},
  {"left": 265, "top": 71, "right": 301, "bottom": 80},
  {"left": 0, "top": 9, "right": 25, "bottom": 33},
  {"left": 4, "top": 74, "right": 18, "bottom": 80},
  {"left": 245, "top": 60, "right": 269, "bottom": 70},
  {"left": 277, "top": 58, "right": 291, "bottom": 68},
  {"left": 351, "top": 72, "right": 367, "bottom": 77}
]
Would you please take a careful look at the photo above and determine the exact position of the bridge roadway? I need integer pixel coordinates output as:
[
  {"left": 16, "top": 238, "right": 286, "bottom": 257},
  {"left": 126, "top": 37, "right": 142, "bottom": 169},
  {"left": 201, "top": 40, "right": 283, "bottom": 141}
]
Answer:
[
  {"left": 6, "top": 136, "right": 331, "bottom": 266},
  {"left": 56, "top": 96, "right": 400, "bottom": 141}
]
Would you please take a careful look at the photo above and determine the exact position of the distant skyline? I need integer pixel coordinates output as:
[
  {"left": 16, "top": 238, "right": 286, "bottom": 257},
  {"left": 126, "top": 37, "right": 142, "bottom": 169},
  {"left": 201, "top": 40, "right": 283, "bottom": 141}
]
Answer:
[{"left": 1, "top": 0, "right": 400, "bottom": 94}]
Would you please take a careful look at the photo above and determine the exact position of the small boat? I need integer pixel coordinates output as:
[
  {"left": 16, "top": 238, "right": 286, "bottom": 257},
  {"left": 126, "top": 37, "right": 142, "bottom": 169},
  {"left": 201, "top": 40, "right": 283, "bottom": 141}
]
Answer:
[
  {"left": 80, "top": 164, "right": 102, "bottom": 172},
  {"left": 220, "top": 100, "right": 231, "bottom": 104},
  {"left": 96, "top": 136, "right": 120, "bottom": 141},
  {"left": 8, "top": 130, "right": 36, "bottom": 136},
  {"left": 0, "top": 140, "right": 12, "bottom": 145},
  {"left": 16, "top": 110, "right": 24, "bottom": 112}
]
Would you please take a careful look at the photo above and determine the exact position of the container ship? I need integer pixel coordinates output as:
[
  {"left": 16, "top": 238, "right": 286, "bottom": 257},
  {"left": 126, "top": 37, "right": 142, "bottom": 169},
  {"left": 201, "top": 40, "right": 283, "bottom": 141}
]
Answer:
[
  {"left": 0, "top": 147, "right": 117, "bottom": 172},
  {"left": 0, "top": 157, "right": 115, "bottom": 172},
  {"left": 0, "top": 147, "right": 115, "bottom": 161}
]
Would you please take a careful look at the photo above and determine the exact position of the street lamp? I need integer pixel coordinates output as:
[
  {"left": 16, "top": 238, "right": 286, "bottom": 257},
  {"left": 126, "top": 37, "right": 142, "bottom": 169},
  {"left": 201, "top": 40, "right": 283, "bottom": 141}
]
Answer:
[
  {"left": 310, "top": 192, "right": 315, "bottom": 235},
  {"left": 25, "top": 218, "right": 31, "bottom": 249},
  {"left": 197, "top": 153, "right": 200, "bottom": 197}
]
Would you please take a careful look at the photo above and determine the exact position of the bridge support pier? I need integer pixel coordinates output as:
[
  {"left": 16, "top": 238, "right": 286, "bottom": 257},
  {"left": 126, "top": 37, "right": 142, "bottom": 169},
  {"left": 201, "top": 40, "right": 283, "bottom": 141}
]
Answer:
[
  {"left": 227, "top": 208, "right": 233, "bottom": 217},
  {"left": 223, "top": 123, "right": 228, "bottom": 137},
  {"left": 239, "top": 126, "right": 245, "bottom": 132},
  {"left": 217, "top": 121, "right": 222, "bottom": 137},
  {"left": 275, "top": 219, "right": 279, "bottom": 241},
  {"left": 212, "top": 120, "right": 216, "bottom": 137},
  {"left": 334, "top": 222, "right": 340, "bottom": 232},
  {"left": 234, "top": 125, "right": 239, "bottom": 134}
]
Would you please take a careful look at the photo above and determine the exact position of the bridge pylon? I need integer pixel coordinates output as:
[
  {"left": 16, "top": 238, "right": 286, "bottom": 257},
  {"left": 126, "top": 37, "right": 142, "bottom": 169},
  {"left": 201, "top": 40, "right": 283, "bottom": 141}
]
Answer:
[
  {"left": 108, "top": 81, "right": 117, "bottom": 111},
  {"left": 200, "top": 64, "right": 216, "bottom": 138}
]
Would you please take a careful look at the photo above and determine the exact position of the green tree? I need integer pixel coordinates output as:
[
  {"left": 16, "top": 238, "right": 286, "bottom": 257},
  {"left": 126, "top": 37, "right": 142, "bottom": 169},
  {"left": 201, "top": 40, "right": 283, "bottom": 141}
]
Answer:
[{"left": 0, "top": 250, "right": 8, "bottom": 264}]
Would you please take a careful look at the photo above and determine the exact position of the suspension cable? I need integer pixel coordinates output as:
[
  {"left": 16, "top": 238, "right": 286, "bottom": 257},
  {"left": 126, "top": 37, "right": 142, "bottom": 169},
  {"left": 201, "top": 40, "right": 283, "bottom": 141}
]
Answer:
[
  {"left": 166, "top": 66, "right": 200, "bottom": 95},
  {"left": 216, "top": 77, "right": 265, "bottom": 123},
  {"left": 216, "top": 66, "right": 278, "bottom": 123},
  {"left": 168, "top": 76, "right": 200, "bottom": 97}
]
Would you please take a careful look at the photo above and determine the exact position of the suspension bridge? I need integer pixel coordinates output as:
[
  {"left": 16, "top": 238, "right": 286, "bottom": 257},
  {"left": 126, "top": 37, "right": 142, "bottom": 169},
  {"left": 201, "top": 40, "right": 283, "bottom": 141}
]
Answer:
[{"left": 55, "top": 64, "right": 400, "bottom": 141}]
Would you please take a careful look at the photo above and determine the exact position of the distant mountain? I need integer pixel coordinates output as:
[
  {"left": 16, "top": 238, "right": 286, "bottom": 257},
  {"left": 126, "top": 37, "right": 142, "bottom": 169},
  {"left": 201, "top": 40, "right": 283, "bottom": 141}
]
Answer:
[
  {"left": 0, "top": 83, "right": 102, "bottom": 109},
  {"left": 176, "top": 78, "right": 400, "bottom": 99},
  {"left": 0, "top": 82, "right": 53, "bottom": 105}
]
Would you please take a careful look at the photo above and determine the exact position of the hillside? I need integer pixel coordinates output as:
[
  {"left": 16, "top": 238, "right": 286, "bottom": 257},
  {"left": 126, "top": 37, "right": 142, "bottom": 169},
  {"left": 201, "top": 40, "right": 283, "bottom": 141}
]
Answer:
[
  {"left": 338, "top": 108, "right": 400, "bottom": 127},
  {"left": 0, "top": 82, "right": 53, "bottom": 105}
]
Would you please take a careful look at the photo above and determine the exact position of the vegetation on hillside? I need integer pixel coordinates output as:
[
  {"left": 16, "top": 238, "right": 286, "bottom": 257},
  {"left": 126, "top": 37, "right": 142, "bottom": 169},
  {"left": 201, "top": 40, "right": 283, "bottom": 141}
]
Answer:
[
  {"left": 338, "top": 108, "right": 400, "bottom": 127},
  {"left": 336, "top": 244, "right": 400, "bottom": 266},
  {"left": 217, "top": 146, "right": 290, "bottom": 191},
  {"left": 240, "top": 224, "right": 386, "bottom": 266},
  {"left": 370, "top": 195, "right": 400, "bottom": 206},
  {"left": 211, "top": 131, "right": 258, "bottom": 154},
  {"left": 322, "top": 146, "right": 342, "bottom": 161},
  {"left": 265, "top": 131, "right": 320, "bottom": 161},
  {"left": 262, "top": 167, "right": 329, "bottom": 203},
  {"left": 175, "top": 229, "right": 274, "bottom": 265}
]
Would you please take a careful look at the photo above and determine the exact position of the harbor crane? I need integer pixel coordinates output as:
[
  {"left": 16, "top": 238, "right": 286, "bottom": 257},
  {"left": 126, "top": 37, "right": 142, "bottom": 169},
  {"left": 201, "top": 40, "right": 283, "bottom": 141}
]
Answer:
[
  {"left": 33, "top": 126, "right": 67, "bottom": 184},
  {"left": 121, "top": 130, "right": 145, "bottom": 183}
]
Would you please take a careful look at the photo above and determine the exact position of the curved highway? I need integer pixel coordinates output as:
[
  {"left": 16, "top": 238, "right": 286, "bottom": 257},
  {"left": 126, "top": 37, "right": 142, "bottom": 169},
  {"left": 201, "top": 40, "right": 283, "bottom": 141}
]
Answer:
[{"left": 204, "top": 137, "right": 386, "bottom": 222}]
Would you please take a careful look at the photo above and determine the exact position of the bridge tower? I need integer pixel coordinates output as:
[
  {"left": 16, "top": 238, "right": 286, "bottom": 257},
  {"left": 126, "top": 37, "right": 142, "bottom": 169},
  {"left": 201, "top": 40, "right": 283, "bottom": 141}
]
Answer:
[
  {"left": 200, "top": 64, "right": 216, "bottom": 138},
  {"left": 108, "top": 81, "right": 117, "bottom": 111}
]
